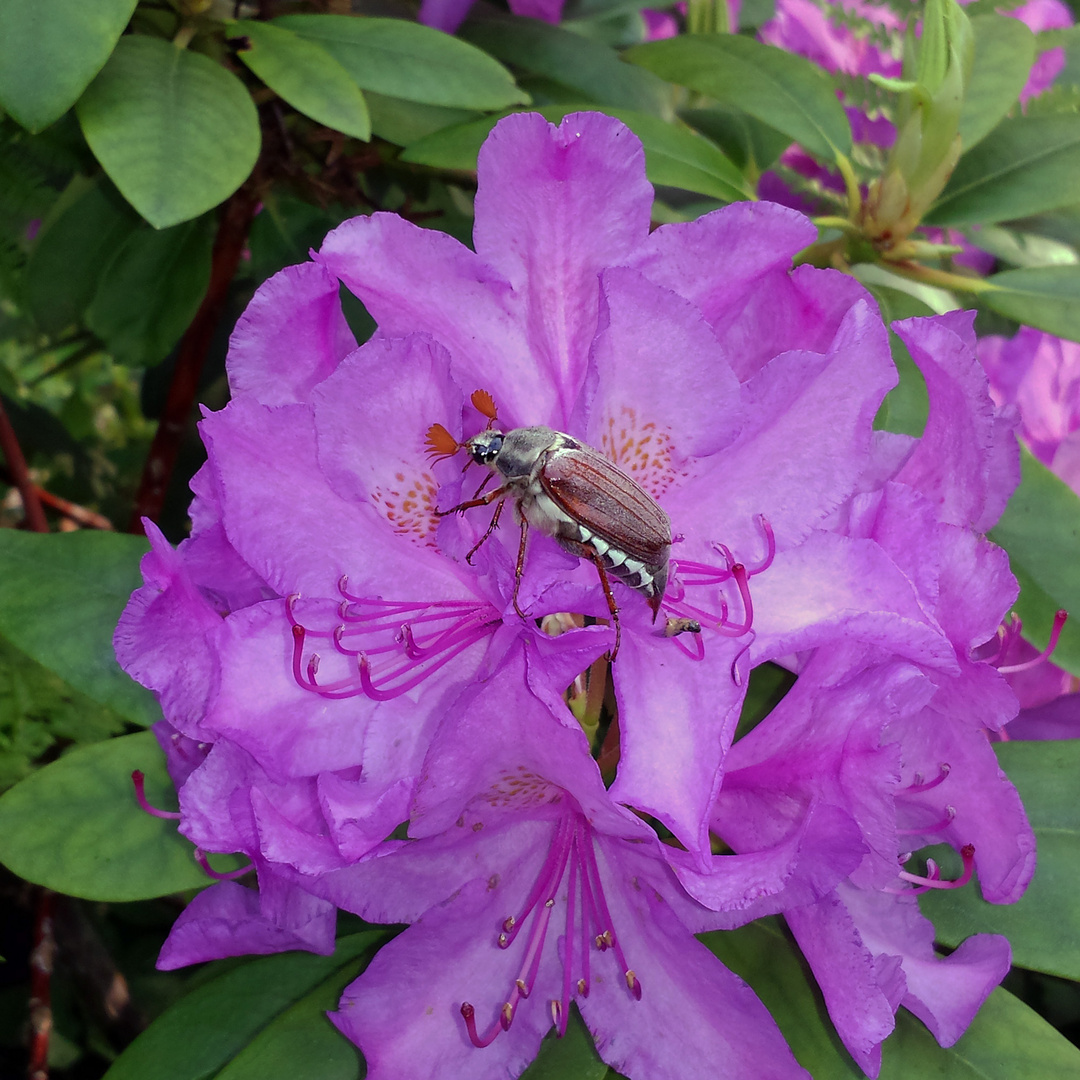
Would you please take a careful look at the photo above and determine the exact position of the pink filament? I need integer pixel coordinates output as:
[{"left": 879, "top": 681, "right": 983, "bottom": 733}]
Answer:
[
  {"left": 131, "top": 770, "right": 181, "bottom": 820},
  {"left": 661, "top": 515, "right": 774, "bottom": 670},
  {"left": 459, "top": 811, "right": 642, "bottom": 1051},
  {"left": 288, "top": 591, "right": 496, "bottom": 701},
  {"left": 903, "top": 763, "right": 951, "bottom": 793},
  {"left": 997, "top": 610, "right": 1069, "bottom": 674},
  {"left": 194, "top": 848, "right": 253, "bottom": 881},
  {"left": 896, "top": 805, "right": 956, "bottom": 837},
  {"left": 896, "top": 844, "right": 975, "bottom": 894}
]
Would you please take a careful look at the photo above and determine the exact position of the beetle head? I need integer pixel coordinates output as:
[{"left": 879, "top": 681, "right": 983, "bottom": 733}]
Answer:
[
  {"left": 423, "top": 389, "right": 502, "bottom": 466},
  {"left": 466, "top": 429, "right": 504, "bottom": 467}
]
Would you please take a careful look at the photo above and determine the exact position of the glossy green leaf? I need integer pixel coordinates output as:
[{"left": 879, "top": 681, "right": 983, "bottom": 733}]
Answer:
[
  {"left": 0, "top": 635, "right": 127, "bottom": 793},
  {"left": 77, "top": 36, "right": 260, "bottom": 229},
  {"left": 983, "top": 264, "right": 1080, "bottom": 343},
  {"left": 0, "top": 531, "right": 157, "bottom": 725},
  {"left": 25, "top": 178, "right": 140, "bottom": 334},
  {"left": 927, "top": 114, "right": 1080, "bottom": 227},
  {"left": 403, "top": 105, "right": 753, "bottom": 202},
  {"left": 960, "top": 15, "right": 1036, "bottom": 151},
  {"left": 0, "top": 0, "right": 137, "bottom": 132},
  {"left": 274, "top": 14, "right": 527, "bottom": 110},
  {"left": 626, "top": 34, "right": 852, "bottom": 161},
  {"left": 703, "top": 920, "right": 862, "bottom": 1077},
  {"left": 990, "top": 445, "right": 1080, "bottom": 675},
  {"left": 461, "top": 15, "right": 668, "bottom": 116},
  {"left": 232, "top": 21, "right": 370, "bottom": 141},
  {"left": 680, "top": 105, "right": 791, "bottom": 175},
  {"left": 706, "top": 919, "right": 1080, "bottom": 1077},
  {"left": 86, "top": 215, "right": 214, "bottom": 366},
  {"left": 104, "top": 933, "right": 384, "bottom": 1080},
  {"left": 921, "top": 741, "right": 1080, "bottom": 980},
  {"left": 879, "top": 986, "right": 1080, "bottom": 1078},
  {"left": 520, "top": 1008, "right": 606, "bottom": 1080},
  {"left": 875, "top": 328, "right": 931, "bottom": 437},
  {"left": 365, "top": 92, "right": 478, "bottom": 147},
  {"left": 0, "top": 732, "right": 211, "bottom": 900}
]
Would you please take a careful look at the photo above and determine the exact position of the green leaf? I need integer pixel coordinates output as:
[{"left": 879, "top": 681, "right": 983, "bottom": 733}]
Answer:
[
  {"left": 0, "top": 531, "right": 157, "bottom": 725},
  {"left": 0, "top": 0, "right": 138, "bottom": 132},
  {"left": 402, "top": 106, "right": 754, "bottom": 202},
  {"left": 86, "top": 215, "right": 214, "bottom": 366},
  {"left": 104, "top": 934, "right": 384, "bottom": 1080},
  {"left": 625, "top": 34, "right": 852, "bottom": 161},
  {"left": 927, "top": 114, "right": 1080, "bottom": 227},
  {"left": 705, "top": 920, "right": 1080, "bottom": 1077},
  {"left": 232, "top": 21, "right": 370, "bottom": 141},
  {"left": 983, "top": 264, "right": 1080, "bottom": 342},
  {"left": 460, "top": 14, "right": 669, "bottom": 116},
  {"left": 0, "top": 635, "right": 127, "bottom": 793},
  {"left": 989, "top": 444, "right": 1080, "bottom": 675},
  {"left": 520, "top": 1007, "right": 607, "bottom": 1080},
  {"left": 364, "top": 92, "right": 478, "bottom": 147},
  {"left": 921, "top": 741, "right": 1080, "bottom": 980},
  {"left": 960, "top": 15, "right": 1036, "bottom": 152},
  {"left": 880, "top": 986, "right": 1080, "bottom": 1078},
  {"left": 274, "top": 14, "right": 528, "bottom": 110},
  {"left": 76, "top": 35, "right": 260, "bottom": 229},
  {"left": 0, "top": 732, "right": 214, "bottom": 900},
  {"left": 680, "top": 105, "right": 791, "bottom": 175},
  {"left": 24, "top": 178, "right": 140, "bottom": 334},
  {"left": 874, "top": 328, "right": 930, "bottom": 437}
]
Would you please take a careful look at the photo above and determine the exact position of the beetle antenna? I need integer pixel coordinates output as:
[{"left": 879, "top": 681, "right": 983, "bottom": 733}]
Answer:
[
  {"left": 424, "top": 423, "right": 461, "bottom": 462},
  {"left": 471, "top": 389, "right": 499, "bottom": 429}
]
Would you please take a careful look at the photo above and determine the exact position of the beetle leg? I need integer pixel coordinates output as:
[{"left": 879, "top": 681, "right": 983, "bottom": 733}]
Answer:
[
  {"left": 435, "top": 484, "right": 507, "bottom": 517},
  {"left": 587, "top": 550, "right": 621, "bottom": 661},
  {"left": 464, "top": 496, "right": 507, "bottom": 565},
  {"left": 512, "top": 517, "right": 530, "bottom": 620}
]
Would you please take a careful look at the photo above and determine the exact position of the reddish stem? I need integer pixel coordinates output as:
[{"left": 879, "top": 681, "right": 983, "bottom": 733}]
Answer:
[
  {"left": 27, "top": 889, "right": 56, "bottom": 1080},
  {"left": 128, "top": 185, "right": 260, "bottom": 533},
  {"left": 0, "top": 397, "right": 49, "bottom": 532}
]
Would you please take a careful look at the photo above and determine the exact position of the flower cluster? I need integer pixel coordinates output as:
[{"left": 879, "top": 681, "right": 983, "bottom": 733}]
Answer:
[{"left": 116, "top": 112, "right": 1031, "bottom": 1079}]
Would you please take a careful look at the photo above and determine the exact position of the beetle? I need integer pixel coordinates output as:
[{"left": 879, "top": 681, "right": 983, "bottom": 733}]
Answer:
[{"left": 426, "top": 390, "right": 671, "bottom": 659}]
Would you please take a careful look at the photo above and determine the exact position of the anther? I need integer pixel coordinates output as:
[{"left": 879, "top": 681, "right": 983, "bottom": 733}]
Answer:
[
  {"left": 625, "top": 970, "right": 642, "bottom": 1001},
  {"left": 500, "top": 1002, "right": 514, "bottom": 1030}
]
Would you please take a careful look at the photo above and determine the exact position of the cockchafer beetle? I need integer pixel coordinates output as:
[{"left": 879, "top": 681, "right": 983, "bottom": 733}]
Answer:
[{"left": 426, "top": 390, "right": 672, "bottom": 660}]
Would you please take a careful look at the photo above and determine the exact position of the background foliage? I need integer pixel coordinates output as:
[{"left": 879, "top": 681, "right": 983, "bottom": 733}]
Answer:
[{"left": 1, "top": 0, "right": 1080, "bottom": 1076}]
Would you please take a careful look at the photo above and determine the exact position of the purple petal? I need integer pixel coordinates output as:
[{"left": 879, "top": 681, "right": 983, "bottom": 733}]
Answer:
[
  {"left": 201, "top": 397, "right": 458, "bottom": 599},
  {"left": 579, "top": 840, "right": 811, "bottom": 1080},
  {"left": 894, "top": 313, "right": 1020, "bottom": 532},
  {"left": 473, "top": 113, "right": 653, "bottom": 421},
  {"left": 676, "top": 300, "right": 895, "bottom": 556},
  {"left": 310, "top": 333, "right": 462, "bottom": 516},
  {"left": 417, "top": 0, "right": 474, "bottom": 31},
  {"left": 843, "top": 883, "right": 1011, "bottom": 1047},
  {"left": 749, "top": 534, "right": 956, "bottom": 670},
  {"left": 227, "top": 262, "right": 355, "bottom": 406},
  {"left": 672, "top": 802, "right": 866, "bottom": 924},
  {"left": 113, "top": 521, "right": 222, "bottom": 736},
  {"left": 889, "top": 701, "right": 1035, "bottom": 904},
  {"left": 331, "top": 875, "right": 559, "bottom": 1080},
  {"left": 157, "top": 878, "right": 335, "bottom": 970},
  {"left": 581, "top": 267, "right": 742, "bottom": 472},
  {"left": 785, "top": 891, "right": 903, "bottom": 1077},
  {"left": 318, "top": 214, "right": 552, "bottom": 422},
  {"left": 607, "top": 631, "right": 744, "bottom": 863}
]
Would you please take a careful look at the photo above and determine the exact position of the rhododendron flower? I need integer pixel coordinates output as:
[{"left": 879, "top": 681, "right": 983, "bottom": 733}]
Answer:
[
  {"left": 689, "top": 313, "right": 1032, "bottom": 1075},
  {"left": 113, "top": 110, "right": 1024, "bottom": 1078},
  {"left": 313, "top": 654, "right": 815, "bottom": 1080},
  {"left": 978, "top": 325, "right": 1080, "bottom": 728},
  {"left": 710, "top": 648, "right": 1019, "bottom": 1077}
]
